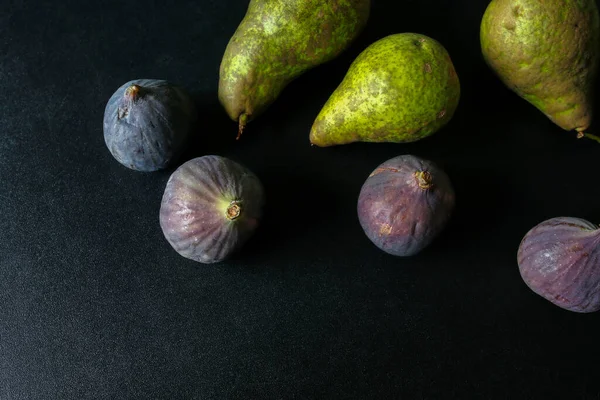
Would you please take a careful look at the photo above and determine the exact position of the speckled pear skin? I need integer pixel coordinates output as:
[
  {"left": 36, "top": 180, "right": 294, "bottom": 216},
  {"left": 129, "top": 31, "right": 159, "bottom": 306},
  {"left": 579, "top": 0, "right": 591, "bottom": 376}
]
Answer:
[
  {"left": 219, "top": 0, "right": 370, "bottom": 129},
  {"left": 310, "top": 33, "right": 460, "bottom": 147},
  {"left": 159, "top": 155, "right": 265, "bottom": 264},
  {"left": 517, "top": 217, "right": 600, "bottom": 313},
  {"left": 357, "top": 155, "right": 455, "bottom": 257},
  {"left": 480, "top": 0, "right": 600, "bottom": 133}
]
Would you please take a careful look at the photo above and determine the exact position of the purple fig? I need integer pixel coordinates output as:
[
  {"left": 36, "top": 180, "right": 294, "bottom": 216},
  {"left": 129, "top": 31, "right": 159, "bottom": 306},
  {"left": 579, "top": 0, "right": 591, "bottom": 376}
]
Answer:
[
  {"left": 517, "top": 217, "right": 600, "bottom": 313},
  {"left": 357, "top": 155, "right": 455, "bottom": 257},
  {"left": 159, "top": 155, "right": 265, "bottom": 264},
  {"left": 103, "top": 79, "right": 197, "bottom": 172}
]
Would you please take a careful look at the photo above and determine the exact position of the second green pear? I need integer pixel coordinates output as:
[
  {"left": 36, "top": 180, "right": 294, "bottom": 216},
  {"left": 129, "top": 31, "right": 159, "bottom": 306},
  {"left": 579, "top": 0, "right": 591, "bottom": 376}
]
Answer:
[
  {"left": 310, "top": 33, "right": 461, "bottom": 147},
  {"left": 480, "top": 0, "right": 600, "bottom": 134}
]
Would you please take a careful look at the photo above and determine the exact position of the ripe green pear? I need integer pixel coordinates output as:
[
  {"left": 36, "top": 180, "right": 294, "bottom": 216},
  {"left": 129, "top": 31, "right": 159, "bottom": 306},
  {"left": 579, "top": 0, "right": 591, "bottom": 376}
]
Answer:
[
  {"left": 309, "top": 33, "right": 460, "bottom": 147},
  {"left": 219, "top": 0, "right": 371, "bottom": 137},
  {"left": 480, "top": 0, "right": 600, "bottom": 133}
]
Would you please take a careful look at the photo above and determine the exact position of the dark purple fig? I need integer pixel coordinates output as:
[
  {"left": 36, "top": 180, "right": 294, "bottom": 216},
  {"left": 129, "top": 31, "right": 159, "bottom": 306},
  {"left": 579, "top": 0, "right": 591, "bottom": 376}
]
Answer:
[
  {"left": 103, "top": 79, "right": 197, "bottom": 172},
  {"left": 159, "top": 155, "right": 264, "bottom": 264},
  {"left": 517, "top": 217, "right": 600, "bottom": 313},
  {"left": 357, "top": 155, "right": 455, "bottom": 257}
]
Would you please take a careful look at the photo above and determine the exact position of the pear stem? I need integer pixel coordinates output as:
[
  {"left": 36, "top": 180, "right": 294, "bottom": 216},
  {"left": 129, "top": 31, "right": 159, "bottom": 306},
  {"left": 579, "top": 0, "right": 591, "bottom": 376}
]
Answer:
[
  {"left": 577, "top": 131, "right": 600, "bottom": 144},
  {"left": 237, "top": 114, "right": 248, "bottom": 140}
]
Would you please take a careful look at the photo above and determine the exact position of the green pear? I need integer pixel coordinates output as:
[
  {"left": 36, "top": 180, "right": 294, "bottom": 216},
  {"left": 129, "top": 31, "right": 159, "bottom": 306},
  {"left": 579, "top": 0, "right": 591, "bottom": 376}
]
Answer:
[
  {"left": 309, "top": 33, "right": 460, "bottom": 147},
  {"left": 219, "top": 0, "right": 371, "bottom": 137},
  {"left": 480, "top": 0, "right": 600, "bottom": 134}
]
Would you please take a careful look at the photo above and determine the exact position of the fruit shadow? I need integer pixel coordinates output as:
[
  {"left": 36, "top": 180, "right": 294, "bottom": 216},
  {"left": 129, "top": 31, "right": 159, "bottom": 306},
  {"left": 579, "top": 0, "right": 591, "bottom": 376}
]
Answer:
[
  {"left": 227, "top": 171, "right": 341, "bottom": 263},
  {"left": 432, "top": 166, "right": 518, "bottom": 259},
  {"left": 584, "top": 75, "right": 600, "bottom": 137},
  {"left": 178, "top": 93, "right": 238, "bottom": 163}
]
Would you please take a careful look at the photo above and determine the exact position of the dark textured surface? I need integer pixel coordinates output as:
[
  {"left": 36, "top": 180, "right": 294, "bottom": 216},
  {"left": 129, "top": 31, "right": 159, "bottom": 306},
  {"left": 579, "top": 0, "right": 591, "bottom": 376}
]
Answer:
[{"left": 1, "top": 0, "right": 600, "bottom": 399}]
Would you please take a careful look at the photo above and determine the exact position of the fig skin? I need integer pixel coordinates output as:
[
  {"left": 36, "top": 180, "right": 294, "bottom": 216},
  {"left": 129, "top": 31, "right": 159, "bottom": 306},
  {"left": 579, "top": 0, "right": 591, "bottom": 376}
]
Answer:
[
  {"left": 357, "top": 155, "right": 455, "bottom": 257},
  {"left": 517, "top": 217, "right": 600, "bottom": 313},
  {"left": 103, "top": 79, "right": 197, "bottom": 172},
  {"left": 159, "top": 155, "right": 265, "bottom": 264}
]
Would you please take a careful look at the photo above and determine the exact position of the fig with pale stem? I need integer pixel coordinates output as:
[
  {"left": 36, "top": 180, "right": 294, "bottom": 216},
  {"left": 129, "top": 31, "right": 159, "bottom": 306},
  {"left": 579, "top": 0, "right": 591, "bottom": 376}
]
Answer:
[{"left": 160, "top": 155, "right": 265, "bottom": 264}]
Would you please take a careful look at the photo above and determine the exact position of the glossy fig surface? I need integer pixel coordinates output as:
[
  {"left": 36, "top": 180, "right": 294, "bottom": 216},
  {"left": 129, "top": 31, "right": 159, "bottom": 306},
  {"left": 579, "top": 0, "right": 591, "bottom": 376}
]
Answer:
[
  {"left": 357, "top": 155, "right": 455, "bottom": 257},
  {"left": 159, "top": 155, "right": 264, "bottom": 264},
  {"left": 103, "top": 79, "right": 197, "bottom": 172},
  {"left": 517, "top": 217, "right": 600, "bottom": 313}
]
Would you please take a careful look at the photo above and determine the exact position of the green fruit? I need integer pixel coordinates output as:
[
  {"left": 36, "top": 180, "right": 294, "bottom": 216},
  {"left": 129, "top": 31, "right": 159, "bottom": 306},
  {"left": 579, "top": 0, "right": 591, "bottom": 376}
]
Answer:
[
  {"left": 309, "top": 33, "right": 460, "bottom": 147},
  {"left": 480, "top": 0, "right": 600, "bottom": 134},
  {"left": 219, "top": 0, "right": 371, "bottom": 137}
]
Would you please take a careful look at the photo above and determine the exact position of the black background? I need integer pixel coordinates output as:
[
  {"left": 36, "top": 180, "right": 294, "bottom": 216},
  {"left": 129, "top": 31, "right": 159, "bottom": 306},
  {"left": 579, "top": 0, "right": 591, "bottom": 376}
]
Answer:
[{"left": 2, "top": 0, "right": 600, "bottom": 398}]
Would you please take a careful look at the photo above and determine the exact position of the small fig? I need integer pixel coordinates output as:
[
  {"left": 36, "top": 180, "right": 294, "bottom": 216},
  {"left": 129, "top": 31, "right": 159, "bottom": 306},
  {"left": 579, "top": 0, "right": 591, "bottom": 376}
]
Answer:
[
  {"left": 357, "top": 155, "right": 455, "bottom": 257},
  {"left": 103, "top": 79, "right": 197, "bottom": 172},
  {"left": 517, "top": 217, "right": 600, "bottom": 313},
  {"left": 159, "top": 155, "right": 264, "bottom": 264}
]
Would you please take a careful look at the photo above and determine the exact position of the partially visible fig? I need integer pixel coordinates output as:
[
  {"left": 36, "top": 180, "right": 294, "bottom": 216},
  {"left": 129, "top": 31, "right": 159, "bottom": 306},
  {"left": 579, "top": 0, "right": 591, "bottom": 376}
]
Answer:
[
  {"left": 517, "top": 217, "right": 600, "bottom": 313},
  {"left": 357, "top": 155, "right": 455, "bottom": 257},
  {"left": 159, "top": 155, "right": 264, "bottom": 264},
  {"left": 103, "top": 79, "right": 197, "bottom": 172}
]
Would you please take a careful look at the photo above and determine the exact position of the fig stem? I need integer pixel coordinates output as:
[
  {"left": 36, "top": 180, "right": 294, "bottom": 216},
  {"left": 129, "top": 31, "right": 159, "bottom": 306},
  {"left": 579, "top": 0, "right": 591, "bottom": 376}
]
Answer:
[
  {"left": 226, "top": 201, "right": 242, "bottom": 221},
  {"left": 577, "top": 131, "right": 600, "bottom": 144},
  {"left": 124, "top": 85, "right": 141, "bottom": 100},
  {"left": 237, "top": 114, "right": 248, "bottom": 140},
  {"left": 415, "top": 171, "right": 433, "bottom": 189}
]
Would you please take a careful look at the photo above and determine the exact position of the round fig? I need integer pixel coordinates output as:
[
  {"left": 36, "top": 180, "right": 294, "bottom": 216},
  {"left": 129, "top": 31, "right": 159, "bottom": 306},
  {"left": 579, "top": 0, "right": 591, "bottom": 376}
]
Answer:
[
  {"left": 159, "top": 155, "right": 264, "bottom": 264},
  {"left": 357, "top": 155, "right": 455, "bottom": 257},
  {"left": 103, "top": 79, "right": 197, "bottom": 172},
  {"left": 517, "top": 217, "right": 600, "bottom": 313}
]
